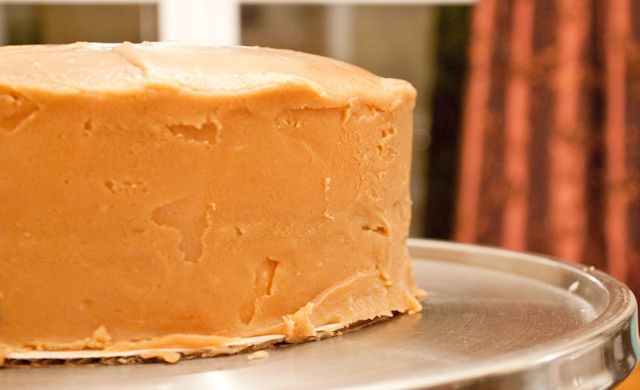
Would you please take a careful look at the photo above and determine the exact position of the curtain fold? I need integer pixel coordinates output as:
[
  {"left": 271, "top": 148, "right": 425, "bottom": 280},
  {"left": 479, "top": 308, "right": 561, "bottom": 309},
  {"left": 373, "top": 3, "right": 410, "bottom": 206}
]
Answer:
[{"left": 456, "top": 0, "right": 640, "bottom": 294}]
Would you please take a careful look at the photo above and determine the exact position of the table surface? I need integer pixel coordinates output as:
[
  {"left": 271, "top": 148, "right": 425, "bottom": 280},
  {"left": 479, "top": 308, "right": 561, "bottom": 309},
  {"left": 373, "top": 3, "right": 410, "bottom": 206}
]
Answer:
[{"left": 619, "top": 366, "right": 640, "bottom": 389}]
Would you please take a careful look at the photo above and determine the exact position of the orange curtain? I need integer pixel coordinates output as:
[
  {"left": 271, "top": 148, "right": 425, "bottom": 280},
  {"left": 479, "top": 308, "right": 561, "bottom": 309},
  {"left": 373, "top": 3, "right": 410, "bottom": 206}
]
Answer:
[{"left": 456, "top": 0, "right": 640, "bottom": 294}]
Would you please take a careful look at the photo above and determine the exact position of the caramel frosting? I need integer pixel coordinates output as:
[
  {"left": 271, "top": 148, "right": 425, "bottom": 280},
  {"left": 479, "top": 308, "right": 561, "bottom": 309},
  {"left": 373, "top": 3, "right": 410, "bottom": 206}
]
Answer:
[{"left": 0, "top": 42, "right": 420, "bottom": 360}]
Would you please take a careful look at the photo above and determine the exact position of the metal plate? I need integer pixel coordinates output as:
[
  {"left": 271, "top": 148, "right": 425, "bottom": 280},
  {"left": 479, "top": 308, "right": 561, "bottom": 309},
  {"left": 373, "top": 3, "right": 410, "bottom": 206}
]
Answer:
[{"left": 2, "top": 239, "right": 639, "bottom": 389}]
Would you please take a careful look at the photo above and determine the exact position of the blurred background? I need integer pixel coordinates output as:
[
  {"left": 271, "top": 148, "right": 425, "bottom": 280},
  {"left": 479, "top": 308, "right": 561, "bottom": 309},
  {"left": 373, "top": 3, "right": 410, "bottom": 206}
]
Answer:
[{"left": 0, "top": 0, "right": 638, "bottom": 385}]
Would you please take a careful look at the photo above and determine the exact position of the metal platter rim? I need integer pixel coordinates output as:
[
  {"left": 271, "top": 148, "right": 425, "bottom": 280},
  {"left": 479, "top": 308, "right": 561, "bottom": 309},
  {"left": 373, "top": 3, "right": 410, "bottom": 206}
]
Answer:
[{"left": 382, "top": 238, "right": 640, "bottom": 389}]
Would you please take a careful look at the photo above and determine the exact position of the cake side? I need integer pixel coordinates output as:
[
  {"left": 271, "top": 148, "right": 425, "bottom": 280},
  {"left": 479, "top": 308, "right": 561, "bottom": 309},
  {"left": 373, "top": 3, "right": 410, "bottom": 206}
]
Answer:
[{"left": 0, "top": 43, "right": 420, "bottom": 358}]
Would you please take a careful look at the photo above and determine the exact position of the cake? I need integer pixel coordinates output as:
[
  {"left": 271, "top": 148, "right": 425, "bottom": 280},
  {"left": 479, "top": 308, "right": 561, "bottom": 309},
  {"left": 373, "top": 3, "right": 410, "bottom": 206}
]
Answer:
[{"left": 0, "top": 42, "right": 421, "bottom": 362}]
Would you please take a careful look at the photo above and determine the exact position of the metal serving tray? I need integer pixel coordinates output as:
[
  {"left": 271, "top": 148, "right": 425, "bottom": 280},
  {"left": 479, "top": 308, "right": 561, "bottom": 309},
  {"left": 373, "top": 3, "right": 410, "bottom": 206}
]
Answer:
[{"left": 2, "top": 239, "right": 638, "bottom": 389}]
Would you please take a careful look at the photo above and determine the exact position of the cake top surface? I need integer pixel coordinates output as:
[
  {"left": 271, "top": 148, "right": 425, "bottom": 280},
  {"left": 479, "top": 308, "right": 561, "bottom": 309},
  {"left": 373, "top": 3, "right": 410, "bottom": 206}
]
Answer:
[{"left": 0, "top": 42, "right": 415, "bottom": 104}]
